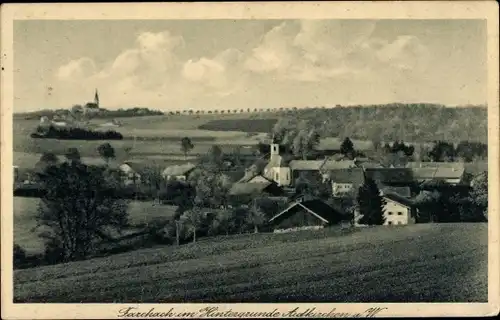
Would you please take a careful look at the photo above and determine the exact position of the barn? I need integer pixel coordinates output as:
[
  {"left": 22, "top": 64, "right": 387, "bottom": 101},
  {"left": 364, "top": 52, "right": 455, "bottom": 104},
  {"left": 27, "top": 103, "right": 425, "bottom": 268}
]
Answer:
[{"left": 268, "top": 195, "right": 345, "bottom": 233}]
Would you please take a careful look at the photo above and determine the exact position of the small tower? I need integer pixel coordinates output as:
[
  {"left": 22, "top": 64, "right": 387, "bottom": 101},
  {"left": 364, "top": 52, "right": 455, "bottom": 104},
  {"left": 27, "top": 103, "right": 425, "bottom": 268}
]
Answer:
[
  {"left": 94, "top": 89, "right": 99, "bottom": 107},
  {"left": 270, "top": 143, "right": 280, "bottom": 160}
]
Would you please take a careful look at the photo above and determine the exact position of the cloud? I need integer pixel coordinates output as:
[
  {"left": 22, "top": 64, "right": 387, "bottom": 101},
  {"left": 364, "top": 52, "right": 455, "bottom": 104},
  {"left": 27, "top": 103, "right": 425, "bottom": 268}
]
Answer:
[
  {"left": 244, "top": 20, "right": 430, "bottom": 83},
  {"left": 56, "top": 57, "right": 97, "bottom": 81},
  {"left": 51, "top": 21, "right": 437, "bottom": 110}
]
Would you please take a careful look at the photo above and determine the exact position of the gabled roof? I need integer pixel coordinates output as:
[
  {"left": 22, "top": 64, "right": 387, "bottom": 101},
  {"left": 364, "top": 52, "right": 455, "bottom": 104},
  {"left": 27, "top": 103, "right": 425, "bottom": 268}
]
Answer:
[
  {"left": 121, "top": 161, "right": 152, "bottom": 175},
  {"left": 162, "top": 163, "right": 196, "bottom": 177},
  {"left": 229, "top": 181, "right": 273, "bottom": 196},
  {"left": 380, "top": 186, "right": 411, "bottom": 198},
  {"left": 320, "top": 159, "right": 357, "bottom": 171},
  {"left": 269, "top": 198, "right": 345, "bottom": 224},
  {"left": 383, "top": 193, "right": 414, "bottom": 208},
  {"left": 364, "top": 168, "right": 414, "bottom": 184},
  {"left": 411, "top": 167, "right": 465, "bottom": 180},
  {"left": 406, "top": 162, "right": 465, "bottom": 170},
  {"left": 289, "top": 160, "right": 325, "bottom": 171},
  {"left": 324, "top": 168, "right": 365, "bottom": 185}
]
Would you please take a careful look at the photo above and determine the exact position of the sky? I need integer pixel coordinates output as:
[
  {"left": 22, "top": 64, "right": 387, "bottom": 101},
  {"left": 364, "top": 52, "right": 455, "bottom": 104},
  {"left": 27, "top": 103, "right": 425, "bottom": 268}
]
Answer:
[{"left": 13, "top": 19, "right": 487, "bottom": 112}]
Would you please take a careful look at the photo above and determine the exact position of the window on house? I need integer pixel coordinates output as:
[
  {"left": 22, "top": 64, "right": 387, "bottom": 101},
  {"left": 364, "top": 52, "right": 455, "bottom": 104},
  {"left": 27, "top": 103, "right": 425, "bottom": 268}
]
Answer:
[
  {"left": 275, "top": 172, "right": 279, "bottom": 180},
  {"left": 388, "top": 221, "right": 392, "bottom": 225},
  {"left": 397, "top": 212, "right": 403, "bottom": 215},
  {"left": 388, "top": 212, "right": 393, "bottom": 215}
]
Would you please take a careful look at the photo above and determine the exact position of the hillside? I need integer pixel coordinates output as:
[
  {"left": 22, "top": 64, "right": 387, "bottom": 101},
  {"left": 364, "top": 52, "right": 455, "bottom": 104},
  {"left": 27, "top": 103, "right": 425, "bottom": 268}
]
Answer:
[{"left": 14, "top": 223, "right": 487, "bottom": 303}]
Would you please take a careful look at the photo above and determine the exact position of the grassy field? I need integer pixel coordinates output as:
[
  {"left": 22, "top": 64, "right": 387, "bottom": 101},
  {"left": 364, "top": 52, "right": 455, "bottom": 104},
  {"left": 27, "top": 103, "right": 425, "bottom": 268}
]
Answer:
[
  {"left": 13, "top": 223, "right": 487, "bottom": 302},
  {"left": 13, "top": 116, "right": 269, "bottom": 160},
  {"left": 14, "top": 197, "right": 178, "bottom": 255}
]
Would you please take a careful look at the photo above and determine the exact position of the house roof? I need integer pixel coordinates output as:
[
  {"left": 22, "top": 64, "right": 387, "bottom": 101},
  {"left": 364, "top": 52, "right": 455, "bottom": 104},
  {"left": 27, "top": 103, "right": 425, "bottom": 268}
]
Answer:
[
  {"left": 406, "top": 162, "right": 465, "bottom": 170},
  {"left": 162, "top": 163, "right": 196, "bottom": 177},
  {"left": 264, "top": 154, "right": 291, "bottom": 170},
  {"left": 121, "top": 161, "right": 154, "bottom": 175},
  {"left": 364, "top": 168, "right": 414, "bottom": 184},
  {"left": 229, "top": 181, "right": 273, "bottom": 196},
  {"left": 380, "top": 186, "right": 411, "bottom": 198},
  {"left": 269, "top": 198, "right": 345, "bottom": 224},
  {"left": 320, "top": 159, "right": 356, "bottom": 171},
  {"left": 289, "top": 160, "right": 325, "bottom": 171},
  {"left": 383, "top": 193, "right": 414, "bottom": 208},
  {"left": 324, "top": 168, "right": 365, "bottom": 185},
  {"left": 411, "top": 167, "right": 464, "bottom": 180}
]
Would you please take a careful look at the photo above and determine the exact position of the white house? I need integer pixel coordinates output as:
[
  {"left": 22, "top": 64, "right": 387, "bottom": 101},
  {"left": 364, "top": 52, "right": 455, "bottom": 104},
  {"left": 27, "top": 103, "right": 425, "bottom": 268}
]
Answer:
[
  {"left": 119, "top": 162, "right": 142, "bottom": 185},
  {"left": 322, "top": 167, "right": 365, "bottom": 197},
  {"left": 354, "top": 193, "right": 415, "bottom": 226},
  {"left": 262, "top": 144, "right": 291, "bottom": 187},
  {"left": 161, "top": 163, "right": 196, "bottom": 181}
]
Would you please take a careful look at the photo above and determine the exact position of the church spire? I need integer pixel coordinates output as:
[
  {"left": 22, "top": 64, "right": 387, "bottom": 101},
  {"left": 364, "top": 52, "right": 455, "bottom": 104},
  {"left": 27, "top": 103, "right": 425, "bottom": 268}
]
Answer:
[{"left": 94, "top": 89, "right": 99, "bottom": 107}]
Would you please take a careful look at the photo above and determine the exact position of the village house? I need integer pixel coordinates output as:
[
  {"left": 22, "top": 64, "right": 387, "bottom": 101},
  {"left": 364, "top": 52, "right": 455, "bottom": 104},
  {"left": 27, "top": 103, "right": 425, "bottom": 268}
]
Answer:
[
  {"left": 262, "top": 144, "right": 292, "bottom": 187},
  {"left": 322, "top": 167, "right": 365, "bottom": 197},
  {"left": 364, "top": 168, "right": 415, "bottom": 187},
  {"left": 288, "top": 160, "right": 326, "bottom": 185},
  {"left": 161, "top": 163, "right": 196, "bottom": 181},
  {"left": 354, "top": 192, "right": 416, "bottom": 227},
  {"left": 119, "top": 161, "right": 144, "bottom": 185},
  {"left": 268, "top": 195, "right": 345, "bottom": 233},
  {"left": 411, "top": 166, "right": 466, "bottom": 185}
]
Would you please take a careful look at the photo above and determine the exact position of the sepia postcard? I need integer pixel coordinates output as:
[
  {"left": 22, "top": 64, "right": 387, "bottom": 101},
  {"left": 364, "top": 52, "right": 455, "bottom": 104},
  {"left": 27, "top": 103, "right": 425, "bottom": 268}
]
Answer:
[{"left": 1, "top": 1, "right": 499, "bottom": 319}]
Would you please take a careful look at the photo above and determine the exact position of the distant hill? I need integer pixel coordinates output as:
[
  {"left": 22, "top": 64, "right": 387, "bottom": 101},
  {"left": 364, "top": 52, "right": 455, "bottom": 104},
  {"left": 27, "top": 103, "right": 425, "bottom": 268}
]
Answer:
[{"left": 197, "top": 103, "right": 488, "bottom": 143}]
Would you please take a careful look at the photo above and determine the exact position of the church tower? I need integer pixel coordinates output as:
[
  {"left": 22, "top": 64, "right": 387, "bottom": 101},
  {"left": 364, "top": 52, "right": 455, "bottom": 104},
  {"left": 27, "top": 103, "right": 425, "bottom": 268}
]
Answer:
[{"left": 94, "top": 89, "right": 99, "bottom": 107}]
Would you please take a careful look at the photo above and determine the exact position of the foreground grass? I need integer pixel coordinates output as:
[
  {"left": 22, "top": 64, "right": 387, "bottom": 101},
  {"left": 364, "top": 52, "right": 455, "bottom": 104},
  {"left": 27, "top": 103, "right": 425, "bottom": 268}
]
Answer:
[
  {"left": 14, "top": 223, "right": 487, "bottom": 303},
  {"left": 14, "top": 197, "right": 179, "bottom": 255}
]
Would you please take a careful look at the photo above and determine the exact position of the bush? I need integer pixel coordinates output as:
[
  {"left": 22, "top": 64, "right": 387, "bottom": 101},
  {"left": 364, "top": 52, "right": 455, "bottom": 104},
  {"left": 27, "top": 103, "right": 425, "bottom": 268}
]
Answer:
[{"left": 31, "top": 125, "right": 123, "bottom": 140}]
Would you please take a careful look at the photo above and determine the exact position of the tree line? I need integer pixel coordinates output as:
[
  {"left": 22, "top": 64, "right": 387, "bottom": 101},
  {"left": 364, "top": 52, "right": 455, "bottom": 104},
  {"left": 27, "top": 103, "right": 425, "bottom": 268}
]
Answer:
[{"left": 31, "top": 125, "right": 123, "bottom": 140}]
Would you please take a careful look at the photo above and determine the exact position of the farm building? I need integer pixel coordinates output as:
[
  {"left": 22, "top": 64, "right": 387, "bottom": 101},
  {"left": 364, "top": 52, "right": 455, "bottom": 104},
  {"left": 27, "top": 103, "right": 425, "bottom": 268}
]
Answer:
[
  {"left": 364, "top": 168, "right": 415, "bottom": 187},
  {"left": 354, "top": 192, "right": 416, "bottom": 227},
  {"left": 119, "top": 161, "right": 145, "bottom": 185},
  {"left": 162, "top": 163, "right": 196, "bottom": 181},
  {"left": 262, "top": 144, "right": 292, "bottom": 187},
  {"left": 411, "top": 166, "right": 466, "bottom": 185},
  {"left": 289, "top": 160, "right": 326, "bottom": 185},
  {"left": 268, "top": 195, "right": 345, "bottom": 233},
  {"left": 319, "top": 159, "right": 356, "bottom": 172},
  {"left": 322, "top": 167, "right": 365, "bottom": 197}
]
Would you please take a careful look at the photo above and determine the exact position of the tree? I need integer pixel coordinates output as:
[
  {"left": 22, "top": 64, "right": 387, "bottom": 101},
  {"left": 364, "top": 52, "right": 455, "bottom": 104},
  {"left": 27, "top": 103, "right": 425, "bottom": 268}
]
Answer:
[
  {"left": 469, "top": 172, "right": 488, "bottom": 221},
  {"left": 141, "top": 166, "right": 164, "bottom": 203},
  {"left": 180, "top": 137, "right": 194, "bottom": 159},
  {"left": 340, "top": 137, "right": 355, "bottom": 158},
  {"left": 65, "top": 147, "right": 81, "bottom": 164},
  {"left": 97, "top": 143, "right": 115, "bottom": 164},
  {"left": 356, "top": 177, "right": 386, "bottom": 225},
  {"left": 429, "top": 141, "right": 456, "bottom": 162},
  {"left": 246, "top": 199, "right": 266, "bottom": 233},
  {"left": 209, "top": 209, "right": 235, "bottom": 236},
  {"left": 291, "top": 127, "right": 320, "bottom": 160},
  {"left": 35, "top": 152, "right": 59, "bottom": 173},
  {"left": 180, "top": 202, "right": 205, "bottom": 243},
  {"left": 35, "top": 162, "right": 128, "bottom": 261}
]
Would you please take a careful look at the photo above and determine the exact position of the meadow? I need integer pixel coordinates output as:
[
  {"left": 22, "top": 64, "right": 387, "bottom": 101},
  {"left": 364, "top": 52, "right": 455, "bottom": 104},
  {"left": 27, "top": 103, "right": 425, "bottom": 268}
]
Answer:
[
  {"left": 14, "top": 197, "right": 178, "bottom": 255},
  {"left": 14, "top": 223, "right": 487, "bottom": 303}
]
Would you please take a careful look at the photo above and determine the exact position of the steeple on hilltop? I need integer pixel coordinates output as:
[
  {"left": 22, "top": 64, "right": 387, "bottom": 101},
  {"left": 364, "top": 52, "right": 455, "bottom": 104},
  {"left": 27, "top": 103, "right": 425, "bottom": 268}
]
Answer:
[{"left": 94, "top": 89, "right": 99, "bottom": 107}]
